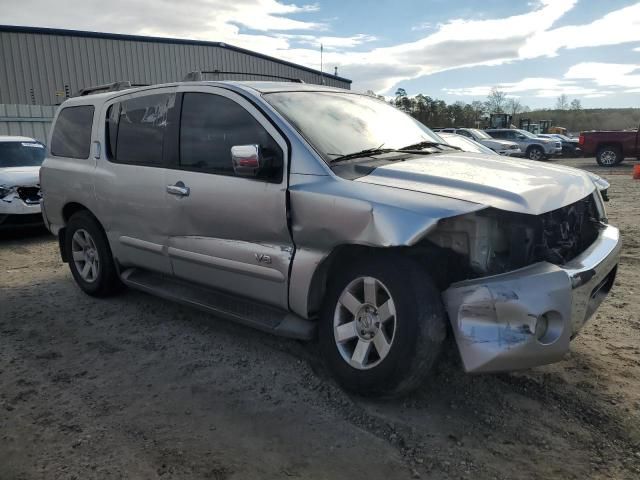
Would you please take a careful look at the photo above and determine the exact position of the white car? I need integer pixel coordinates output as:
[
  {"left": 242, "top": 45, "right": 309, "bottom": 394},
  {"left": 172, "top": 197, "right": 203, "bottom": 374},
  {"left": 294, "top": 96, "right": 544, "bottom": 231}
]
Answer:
[
  {"left": 437, "top": 132, "right": 498, "bottom": 155},
  {"left": 436, "top": 128, "right": 522, "bottom": 156},
  {"left": 0, "top": 136, "right": 46, "bottom": 228}
]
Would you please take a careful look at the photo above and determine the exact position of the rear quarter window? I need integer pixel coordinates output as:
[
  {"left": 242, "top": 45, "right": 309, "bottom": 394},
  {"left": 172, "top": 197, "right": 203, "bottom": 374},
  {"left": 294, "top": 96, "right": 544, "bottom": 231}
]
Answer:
[{"left": 51, "top": 105, "right": 95, "bottom": 159}]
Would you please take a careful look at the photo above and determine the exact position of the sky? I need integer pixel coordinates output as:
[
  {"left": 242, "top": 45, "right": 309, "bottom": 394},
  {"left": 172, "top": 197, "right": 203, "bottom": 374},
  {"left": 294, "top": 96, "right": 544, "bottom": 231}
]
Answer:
[{"left": 2, "top": 0, "right": 640, "bottom": 109}]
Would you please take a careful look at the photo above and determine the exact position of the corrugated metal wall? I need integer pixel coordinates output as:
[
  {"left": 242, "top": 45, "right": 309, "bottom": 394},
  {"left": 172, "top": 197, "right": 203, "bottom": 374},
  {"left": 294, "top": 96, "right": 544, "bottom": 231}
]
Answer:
[
  {"left": 0, "top": 104, "right": 55, "bottom": 143},
  {"left": 0, "top": 27, "right": 351, "bottom": 106}
]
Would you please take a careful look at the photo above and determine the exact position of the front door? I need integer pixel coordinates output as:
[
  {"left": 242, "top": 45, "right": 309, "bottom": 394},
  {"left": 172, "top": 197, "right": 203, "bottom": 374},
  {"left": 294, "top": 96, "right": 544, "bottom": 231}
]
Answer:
[{"left": 164, "top": 87, "right": 293, "bottom": 309}]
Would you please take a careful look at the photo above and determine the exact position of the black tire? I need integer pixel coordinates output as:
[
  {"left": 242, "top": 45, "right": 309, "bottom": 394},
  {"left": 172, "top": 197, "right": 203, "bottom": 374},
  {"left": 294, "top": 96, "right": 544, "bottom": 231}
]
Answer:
[
  {"left": 318, "top": 253, "right": 447, "bottom": 397},
  {"left": 596, "top": 145, "right": 623, "bottom": 167},
  {"left": 65, "top": 210, "right": 120, "bottom": 297},
  {"left": 526, "top": 145, "right": 545, "bottom": 161}
]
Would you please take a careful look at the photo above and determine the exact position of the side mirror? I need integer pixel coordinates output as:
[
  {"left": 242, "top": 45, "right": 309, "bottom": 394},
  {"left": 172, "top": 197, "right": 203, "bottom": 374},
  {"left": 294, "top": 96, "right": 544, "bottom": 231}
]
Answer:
[
  {"left": 517, "top": 134, "right": 526, "bottom": 139},
  {"left": 231, "top": 144, "right": 263, "bottom": 177}
]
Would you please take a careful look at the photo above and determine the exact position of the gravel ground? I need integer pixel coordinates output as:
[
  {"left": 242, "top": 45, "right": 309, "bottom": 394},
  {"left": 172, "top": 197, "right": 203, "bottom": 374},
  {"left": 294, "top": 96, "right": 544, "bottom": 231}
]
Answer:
[{"left": 1, "top": 158, "right": 639, "bottom": 480}]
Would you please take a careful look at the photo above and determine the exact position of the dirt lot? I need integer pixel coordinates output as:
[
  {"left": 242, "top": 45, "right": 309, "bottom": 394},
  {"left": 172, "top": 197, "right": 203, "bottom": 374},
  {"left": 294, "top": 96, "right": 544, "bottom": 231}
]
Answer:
[{"left": 1, "top": 158, "right": 639, "bottom": 480}]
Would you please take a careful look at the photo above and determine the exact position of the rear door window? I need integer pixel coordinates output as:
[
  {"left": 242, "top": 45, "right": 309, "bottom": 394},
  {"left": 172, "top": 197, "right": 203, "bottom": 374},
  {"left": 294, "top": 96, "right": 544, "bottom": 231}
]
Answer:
[
  {"left": 51, "top": 105, "right": 95, "bottom": 159},
  {"left": 109, "top": 93, "right": 176, "bottom": 166}
]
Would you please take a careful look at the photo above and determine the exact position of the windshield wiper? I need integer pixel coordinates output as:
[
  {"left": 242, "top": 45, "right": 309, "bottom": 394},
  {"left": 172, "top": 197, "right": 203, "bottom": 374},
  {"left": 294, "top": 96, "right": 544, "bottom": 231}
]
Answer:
[
  {"left": 398, "top": 140, "right": 461, "bottom": 151},
  {"left": 327, "top": 144, "right": 395, "bottom": 164}
]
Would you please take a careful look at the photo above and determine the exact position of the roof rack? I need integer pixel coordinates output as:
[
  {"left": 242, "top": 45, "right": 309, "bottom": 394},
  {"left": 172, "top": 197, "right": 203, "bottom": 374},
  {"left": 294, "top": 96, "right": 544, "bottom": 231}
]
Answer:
[
  {"left": 183, "top": 70, "right": 305, "bottom": 83},
  {"left": 75, "top": 81, "right": 149, "bottom": 97}
]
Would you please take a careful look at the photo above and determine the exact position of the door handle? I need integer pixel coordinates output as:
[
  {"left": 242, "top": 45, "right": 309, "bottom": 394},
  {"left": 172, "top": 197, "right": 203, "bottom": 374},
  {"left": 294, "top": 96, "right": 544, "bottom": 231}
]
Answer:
[{"left": 166, "top": 183, "right": 190, "bottom": 197}]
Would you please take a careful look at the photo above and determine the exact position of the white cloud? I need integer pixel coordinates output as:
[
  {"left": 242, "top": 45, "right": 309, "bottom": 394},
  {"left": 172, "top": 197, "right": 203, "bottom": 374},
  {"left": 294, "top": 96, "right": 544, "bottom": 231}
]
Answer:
[
  {"left": 444, "top": 76, "right": 606, "bottom": 99},
  {"left": 2, "top": 0, "right": 325, "bottom": 35},
  {"left": 443, "top": 61, "right": 640, "bottom": 100},
  {"left": 411, "top": 22, "right": 432, "bottom": 32},
  {"left": 2, "top": 0, "right": 640, "bottom": 97},
  {"left": 565, "top": 62, "right": 640, "bottom": 89},
  {"left": 519, "top": 3, "right": 640, "bottom": 59},
  {"left": 279, "top": 33, "right": 377, "bottom": 49}
]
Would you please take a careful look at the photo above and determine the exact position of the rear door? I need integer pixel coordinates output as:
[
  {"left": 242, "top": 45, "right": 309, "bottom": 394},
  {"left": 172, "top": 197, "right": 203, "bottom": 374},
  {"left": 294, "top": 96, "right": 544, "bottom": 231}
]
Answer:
[
  {"left": 164, "top": 86, "right": 293, "bottom": 309},
  {"left": 94, "top": 88, "right": 178, "bottom": 274}
]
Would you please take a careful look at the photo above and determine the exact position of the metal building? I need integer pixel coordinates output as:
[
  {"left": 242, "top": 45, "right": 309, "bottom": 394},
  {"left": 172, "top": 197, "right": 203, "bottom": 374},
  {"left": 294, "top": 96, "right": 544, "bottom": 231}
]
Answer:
[{"left": 0, "top": 24, "right": 351, "bottom": 105}]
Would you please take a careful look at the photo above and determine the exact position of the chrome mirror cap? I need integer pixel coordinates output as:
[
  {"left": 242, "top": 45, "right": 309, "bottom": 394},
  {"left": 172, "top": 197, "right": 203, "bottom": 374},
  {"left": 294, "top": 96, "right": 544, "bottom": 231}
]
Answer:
[{"left": 231, "top": 144, "right": 262, "bottom": 177}]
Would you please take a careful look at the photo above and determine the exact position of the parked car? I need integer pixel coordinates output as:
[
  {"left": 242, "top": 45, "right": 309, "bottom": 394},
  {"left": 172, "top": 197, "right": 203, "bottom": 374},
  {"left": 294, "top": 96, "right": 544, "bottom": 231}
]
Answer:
[
  {"left": 437, "top": 132, "right": 498, "bottom": 155},
  {"left": 0, "top": 136, "right": 46, "bottom": 228},
  {"left": 579, "top": 127, "right": 639, "bottom": 166},
  {"left": 41, "top": 81, "right": 620, "bottom": 396},
  {"left": 486, "top": 128, "right": 562, "bottom": 160},
  {"left": 435, "top": 127, "right": 521, "bottom": 156},
  {"left": 539, "top": 133, "right": 581, "bottom": 157}
]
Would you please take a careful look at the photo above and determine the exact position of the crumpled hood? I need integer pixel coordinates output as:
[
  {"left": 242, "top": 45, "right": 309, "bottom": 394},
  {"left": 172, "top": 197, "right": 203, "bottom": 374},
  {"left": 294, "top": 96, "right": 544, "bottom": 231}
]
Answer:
[
  {"left": 0, "top": 166, "right": 40, "bottom": 187},
  {"left": 355, "top": 151, "right": 595, "bottom": 215}
]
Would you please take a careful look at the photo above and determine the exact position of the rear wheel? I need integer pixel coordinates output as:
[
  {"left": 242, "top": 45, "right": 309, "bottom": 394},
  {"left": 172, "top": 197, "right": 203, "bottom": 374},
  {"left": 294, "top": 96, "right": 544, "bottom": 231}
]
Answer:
[
  {"left": 318, "top": 253, "right": 446, "bottom": 397},
  {"left": 65, "top": 211, "right": 120, "bottom": 297},
  {"left": 527, "top": 145, "right": 545, "bottom": 161},
  {"left": 596, "top": 145, "right": 623, "bottom": 167}
]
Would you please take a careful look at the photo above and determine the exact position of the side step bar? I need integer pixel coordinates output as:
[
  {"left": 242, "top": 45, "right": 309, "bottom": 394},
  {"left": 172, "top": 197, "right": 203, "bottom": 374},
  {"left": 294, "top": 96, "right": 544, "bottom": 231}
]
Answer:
[{"left": 120, "top": 268, "right": 316, "bottom": 340}]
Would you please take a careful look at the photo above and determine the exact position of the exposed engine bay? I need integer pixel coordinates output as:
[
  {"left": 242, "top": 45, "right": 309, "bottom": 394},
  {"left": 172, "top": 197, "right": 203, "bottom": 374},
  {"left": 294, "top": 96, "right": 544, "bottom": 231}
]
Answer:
[
  {"left": 419, "top": 193, "right": 604, "bottom": 286},
  {"left": 0, "top": 185, "right": 42, "bottom": 205}
]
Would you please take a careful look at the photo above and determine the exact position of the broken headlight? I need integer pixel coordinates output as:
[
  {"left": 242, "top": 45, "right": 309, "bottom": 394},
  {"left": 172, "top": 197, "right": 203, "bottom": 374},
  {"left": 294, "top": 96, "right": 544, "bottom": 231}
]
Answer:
[
  {"left": 586, "top": 172, "right": 610, "bottom": 202},
  {"left": 0, "top": 185, "right": 17, "bottom": 199},
  {"left": 426, "top": 211, "right": 512, "bottom": 275}
]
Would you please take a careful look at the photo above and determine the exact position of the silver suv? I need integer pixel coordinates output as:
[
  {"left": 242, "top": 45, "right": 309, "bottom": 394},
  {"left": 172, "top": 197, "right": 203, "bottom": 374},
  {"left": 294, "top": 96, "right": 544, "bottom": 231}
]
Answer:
[
  {"left": 41, "top": 81, "right": 620, "bottom": 396},
  {"left": 486, "top": 128, "right": 561, "bottom": 160}
]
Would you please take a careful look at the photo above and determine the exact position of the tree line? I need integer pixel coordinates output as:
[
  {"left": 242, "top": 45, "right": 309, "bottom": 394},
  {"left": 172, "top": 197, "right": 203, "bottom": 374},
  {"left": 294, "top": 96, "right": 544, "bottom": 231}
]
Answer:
[{"left": 367, "top": 87, "right": 640, "bottom": 132}]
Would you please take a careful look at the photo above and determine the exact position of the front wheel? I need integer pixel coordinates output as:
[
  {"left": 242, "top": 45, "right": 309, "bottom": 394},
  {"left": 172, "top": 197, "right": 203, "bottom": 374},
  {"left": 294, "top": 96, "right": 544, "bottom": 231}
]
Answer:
[
  {"left": 527, "top": 146, "right": 545, "bottom": 161},
  {"left": 318, "top": 254, "right": 447, "bottom": 397},
  {"left": 596, "top": 146, "right": 623, "bottom": 167}
]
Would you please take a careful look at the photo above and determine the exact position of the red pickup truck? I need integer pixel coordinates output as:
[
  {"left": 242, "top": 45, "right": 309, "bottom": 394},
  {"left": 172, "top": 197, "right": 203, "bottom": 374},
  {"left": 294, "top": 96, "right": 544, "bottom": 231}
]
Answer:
[{"left": 579, "top": 126, "right": 639, "bottom": 166}]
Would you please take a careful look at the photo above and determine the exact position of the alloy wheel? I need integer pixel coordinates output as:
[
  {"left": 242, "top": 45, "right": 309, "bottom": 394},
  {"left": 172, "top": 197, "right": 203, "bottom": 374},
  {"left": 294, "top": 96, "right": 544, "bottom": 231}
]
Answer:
[
  {"left": 333, "top": 276, "right": 397, "bottom": 370},
  {"left": 600, "top": 150, "right": 617, "bottom": 165},
  {"left": 529, "top": 148, "right": 543, "bottom": 160},
  {"left": 71, "top": 229, "right": 100, "bottom": 283}
]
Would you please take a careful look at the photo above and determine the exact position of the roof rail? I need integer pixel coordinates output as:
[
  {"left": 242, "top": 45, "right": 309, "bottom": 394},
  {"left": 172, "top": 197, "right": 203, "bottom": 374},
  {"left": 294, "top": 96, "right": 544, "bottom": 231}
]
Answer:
[
  {"left": 183, "top": 70, "right": 305, "bottom": 83},
  {"left": 75, "top": 81, "right": 149, "bottom": 97}
]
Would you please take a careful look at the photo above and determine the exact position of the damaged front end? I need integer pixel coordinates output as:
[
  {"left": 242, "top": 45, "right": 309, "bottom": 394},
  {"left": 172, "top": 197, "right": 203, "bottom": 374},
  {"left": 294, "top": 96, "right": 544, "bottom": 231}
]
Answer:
[
  {"left": 0, "top": 184, "right": 43, "bottom": 227},
  {"left": 421, "top": 192, "right": 620, "bottom": 373},
  {"left": 0, "top": 185, "right": 42, "bottom": 205}
]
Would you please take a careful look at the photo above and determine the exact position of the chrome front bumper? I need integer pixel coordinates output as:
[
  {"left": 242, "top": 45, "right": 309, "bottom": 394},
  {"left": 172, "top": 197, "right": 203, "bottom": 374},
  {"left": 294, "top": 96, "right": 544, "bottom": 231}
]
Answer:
[{"left": 443, "top": 225, "right": 621, "bottom": 373}]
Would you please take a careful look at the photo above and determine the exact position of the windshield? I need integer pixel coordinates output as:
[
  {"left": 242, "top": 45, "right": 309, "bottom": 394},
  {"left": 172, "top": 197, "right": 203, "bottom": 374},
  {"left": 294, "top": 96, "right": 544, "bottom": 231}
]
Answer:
[
  {"left": 516, "top": 129, "right": 538, "bottom": 139},
  {"left": 439, "top": 133, "right": 496, "bottom": 155},
  {"left": 264, "top": 91, "right": 444, "bottom": 162},
  {"left": 0, "top": 141, "right": 46, "bottom": 167},
  {"left": 469, "top": 129, "right": 491, "bottom": 139},
  {"left": 554, "top": 134, "right": 571, "bottom": 141}
]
